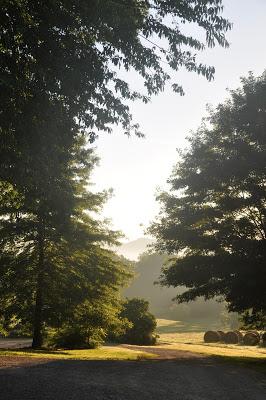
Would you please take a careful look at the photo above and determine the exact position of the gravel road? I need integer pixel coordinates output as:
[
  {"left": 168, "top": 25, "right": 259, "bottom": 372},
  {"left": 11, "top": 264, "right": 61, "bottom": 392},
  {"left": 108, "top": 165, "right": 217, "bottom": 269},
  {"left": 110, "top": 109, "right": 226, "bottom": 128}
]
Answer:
[{"left": 1, "top": 353, "right": 266, "bottom": 400}]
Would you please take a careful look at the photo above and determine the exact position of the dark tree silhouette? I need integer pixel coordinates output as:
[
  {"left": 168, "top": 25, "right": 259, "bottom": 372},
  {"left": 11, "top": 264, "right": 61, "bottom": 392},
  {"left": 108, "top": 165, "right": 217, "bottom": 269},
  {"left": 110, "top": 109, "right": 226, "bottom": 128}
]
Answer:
[{"left": 149, "top": 72, "right": 266, "bottom": 323}]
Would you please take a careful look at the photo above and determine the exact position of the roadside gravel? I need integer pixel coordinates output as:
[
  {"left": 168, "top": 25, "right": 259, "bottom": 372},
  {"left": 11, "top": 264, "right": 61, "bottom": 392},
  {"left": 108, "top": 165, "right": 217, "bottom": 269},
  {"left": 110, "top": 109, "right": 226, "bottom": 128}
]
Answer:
[{"left": 1, "top": 352, "right": 265, "bottom": 400}]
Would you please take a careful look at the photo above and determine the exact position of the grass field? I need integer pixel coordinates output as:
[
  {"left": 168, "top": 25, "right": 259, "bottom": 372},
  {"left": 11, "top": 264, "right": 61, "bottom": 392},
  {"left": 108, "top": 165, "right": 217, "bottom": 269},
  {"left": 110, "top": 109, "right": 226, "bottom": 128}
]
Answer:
[
  {"left": 156, "top": 319, "right": 266, "bottom": 362},
  {"left": 156, "top": 318, "right": 220, "bottom": 334},
  {"left": 0, "top": 346, "right": 155, "bottom": 361},
  {"left": 1, "top": 319, "right": 265, "bottom": 365}
]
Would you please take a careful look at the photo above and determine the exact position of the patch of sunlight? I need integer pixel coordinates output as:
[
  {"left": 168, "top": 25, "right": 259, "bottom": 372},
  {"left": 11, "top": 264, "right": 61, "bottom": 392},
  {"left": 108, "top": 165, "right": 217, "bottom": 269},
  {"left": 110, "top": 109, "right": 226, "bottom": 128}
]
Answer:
[
  {"left": 0, "top": 346, "right": 156, "bottom": 361},
  {"left": 156, "top": 319, "right": 219, "bottom": 334},
  {"left": 156, "top": 331, "right": 266, "bottom": 360},
  {"left": 165, "top": 342, "right": 266, "bottom": 359}
]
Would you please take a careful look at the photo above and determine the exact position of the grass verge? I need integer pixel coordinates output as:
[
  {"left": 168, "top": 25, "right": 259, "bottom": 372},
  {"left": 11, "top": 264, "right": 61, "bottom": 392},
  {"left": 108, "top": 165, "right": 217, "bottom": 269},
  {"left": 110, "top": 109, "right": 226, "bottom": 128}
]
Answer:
[{"left": 0, "top": 346, "right": 156, "bottom": 361}]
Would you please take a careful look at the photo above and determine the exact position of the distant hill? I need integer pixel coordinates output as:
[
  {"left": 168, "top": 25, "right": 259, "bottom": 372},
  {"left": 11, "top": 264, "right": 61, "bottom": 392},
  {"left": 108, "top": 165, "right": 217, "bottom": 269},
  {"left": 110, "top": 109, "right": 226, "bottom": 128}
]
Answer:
[
  {"left": 117, "top": 238, "right": 153, "bottom": 261},
  {"left": 124, "top": 253, "right": 177, "bottom": 317},
  {"left": 124, "top": 252, "right": 228, "bottom": 326},
  {"left": 118, "top": 240, "right": 232, "bottom": 328}
]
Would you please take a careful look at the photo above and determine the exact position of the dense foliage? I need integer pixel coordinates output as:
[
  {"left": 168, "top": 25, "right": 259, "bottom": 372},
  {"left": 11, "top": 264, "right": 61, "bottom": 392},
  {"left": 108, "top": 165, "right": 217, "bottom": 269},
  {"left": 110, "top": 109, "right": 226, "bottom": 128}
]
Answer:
[
  {"left": 0, "top": 141, "right": 132, "bottom": 346},
  {"left": 1, "top": 0, "right": 231, "bottom": 146},
  {"left": 118, "top": 298, "right": 157, "bottom": 345},
  {"left": 149, "top": 72, "right": 266, "bottom": 323},
  {"left": 241, "top": 311, "right": 266, "bottom": 330}
]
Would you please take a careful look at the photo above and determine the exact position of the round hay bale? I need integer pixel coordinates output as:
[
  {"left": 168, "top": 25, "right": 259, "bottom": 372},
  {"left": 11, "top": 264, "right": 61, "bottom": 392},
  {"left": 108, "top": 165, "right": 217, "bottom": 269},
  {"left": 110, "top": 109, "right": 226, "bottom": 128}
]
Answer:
[
  {"left": 224, "top": 331, "right": 239, "bottom": 344},
  {"left": 204, "top": 331, "right": 221, "bottom": 343},
  {"left": 234, "top": 330, "right": 243, "bottom": 341},
  {"left": 261, "top": 332, "right": 266, "bottom": 344},
  {"left": 217, "top": 330, "right": 226, "bottom": 341},
  {"left": 247, "top": 330, "right": 260, "bottom": 338},
  {"left": 243, "top": 332, "right": 260, "bottom": 346}
]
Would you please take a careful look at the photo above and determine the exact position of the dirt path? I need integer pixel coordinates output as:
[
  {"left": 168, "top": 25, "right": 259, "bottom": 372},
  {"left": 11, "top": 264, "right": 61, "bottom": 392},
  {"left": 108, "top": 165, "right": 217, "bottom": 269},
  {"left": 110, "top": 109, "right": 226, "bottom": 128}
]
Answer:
[
  {"left": 1, "top": 351, "right": 265, "bottom": 400},
  {"left": 119, "top": 344, "right": 208, "bottom": 359}
]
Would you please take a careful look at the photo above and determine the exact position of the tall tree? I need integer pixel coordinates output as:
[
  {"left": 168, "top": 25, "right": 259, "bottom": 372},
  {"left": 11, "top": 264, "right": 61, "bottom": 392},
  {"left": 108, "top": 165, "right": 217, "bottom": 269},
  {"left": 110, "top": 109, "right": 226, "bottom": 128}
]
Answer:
[
  {"left": 0, "top": 138, "right": 131, "bottom": 347},
  {"left": 0, "top": 129, "right": 80, "bottom": 346},
  {"left": 149, "top": 72, "right": 266, "bottom": 322}
]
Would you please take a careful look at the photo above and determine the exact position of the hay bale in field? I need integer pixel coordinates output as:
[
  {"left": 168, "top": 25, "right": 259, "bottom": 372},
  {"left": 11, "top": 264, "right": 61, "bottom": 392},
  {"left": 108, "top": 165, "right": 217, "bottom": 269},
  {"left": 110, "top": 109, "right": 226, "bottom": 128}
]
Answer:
[
  {"left": 243, "top": 332, "right": 260, "bottom": 346},
  {"left": 247, "top": 330, "right": 260, "bottom": 338},
  {"left": 217, "top": 331, "right": 225, "bottom": 341},
  {"left": 261, "top": 332, "right": 266, "bottom": 344},
  {"left": 204, "top": 331, "right": 221, "bottom": 343},
  {"left": 234, "top": 330, "right": 243, "bottom": 342},
  {"left": 224, "top": 331, "right": 239, "bottom": 344}
]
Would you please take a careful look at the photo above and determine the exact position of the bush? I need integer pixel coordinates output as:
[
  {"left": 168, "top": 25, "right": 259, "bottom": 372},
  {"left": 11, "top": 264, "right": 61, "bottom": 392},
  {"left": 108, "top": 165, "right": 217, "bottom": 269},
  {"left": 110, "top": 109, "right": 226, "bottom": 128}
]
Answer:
[
  {"left": 47, "top": 299, "right": 130, "bottom": 349},
  {"left": 117, "top": 298, "right": 157, "bottom": 345},
  {"left": 241, "top": 311, "right": 266, "bottom": 330},
  {"left": 0, "top": 316, "right": 32, "bottom": 338},
  {"left": 0, "top": 321, "right": 8, "bottom": 338},
  {"left": 48, "top": 325, "right": 105, "bottom": 349}
]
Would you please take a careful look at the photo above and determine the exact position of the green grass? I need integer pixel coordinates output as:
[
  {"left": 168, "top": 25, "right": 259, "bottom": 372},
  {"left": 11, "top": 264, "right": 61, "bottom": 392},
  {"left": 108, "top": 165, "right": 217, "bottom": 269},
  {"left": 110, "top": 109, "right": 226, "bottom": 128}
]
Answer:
[
  {"left": 1, "top": 319, "right": 265, "bottom": 369},
  {"left": 0, "top": 346, "right": 156, "bottom": 361},
  {"left": 155, "top": 319, "right": 266, "bottom": 367},
  {"left": 156, "top": 318, "right": 225, "bottom": 334}
]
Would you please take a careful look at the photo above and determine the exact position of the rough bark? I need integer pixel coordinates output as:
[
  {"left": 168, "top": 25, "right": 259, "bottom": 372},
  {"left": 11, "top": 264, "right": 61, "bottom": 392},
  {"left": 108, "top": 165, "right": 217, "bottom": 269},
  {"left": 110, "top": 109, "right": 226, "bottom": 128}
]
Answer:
[{"left": 32, "top": 222, "right": 45, "bottom": 348}]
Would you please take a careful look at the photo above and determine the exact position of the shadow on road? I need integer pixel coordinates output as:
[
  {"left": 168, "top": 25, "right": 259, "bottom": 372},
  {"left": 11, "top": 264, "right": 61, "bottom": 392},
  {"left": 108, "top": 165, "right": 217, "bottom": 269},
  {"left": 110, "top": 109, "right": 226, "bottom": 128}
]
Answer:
[{"left": 1, "top": 355, "right": 265, "bottom": 400}]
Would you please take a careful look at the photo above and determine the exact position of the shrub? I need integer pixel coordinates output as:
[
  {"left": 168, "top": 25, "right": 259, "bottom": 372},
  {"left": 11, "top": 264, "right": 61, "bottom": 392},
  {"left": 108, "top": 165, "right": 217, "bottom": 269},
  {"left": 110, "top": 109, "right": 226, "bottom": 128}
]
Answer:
[
  {"left": 48, "top": 325, "right": 105, "bottom": 349},
  {"left": 241, "top": 311, "right": 266, "bottom": 330},
  {"left": 46, "top": 301, "right": 110, "bottom": 349},
  {"left": 117, "top": 298, "right": 157, "bottom": 345}
]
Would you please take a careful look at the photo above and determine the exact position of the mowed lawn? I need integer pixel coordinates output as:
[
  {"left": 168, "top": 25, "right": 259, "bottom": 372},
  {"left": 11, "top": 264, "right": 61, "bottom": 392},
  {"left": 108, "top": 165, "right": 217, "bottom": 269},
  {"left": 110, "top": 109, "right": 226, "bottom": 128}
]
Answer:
[
  {"left": 0, "top": 346, "right": 156, "bottom": 361},
  {"left": 0, "top": 319, "right": 265, "bottom": 364},
  {"left": 156, "top": 319, "right": 266, "bottom": 362}
]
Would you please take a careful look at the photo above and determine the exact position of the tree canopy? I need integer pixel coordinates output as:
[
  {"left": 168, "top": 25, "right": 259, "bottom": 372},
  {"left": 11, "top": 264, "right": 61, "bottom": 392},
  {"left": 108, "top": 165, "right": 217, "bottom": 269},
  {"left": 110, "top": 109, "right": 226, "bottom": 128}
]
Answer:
[
  {"left": 1, "top": 0, "right": 231, "bottom": 146},
  {"left": 149, "top": 72, "right": 266, "bottom": 321}
]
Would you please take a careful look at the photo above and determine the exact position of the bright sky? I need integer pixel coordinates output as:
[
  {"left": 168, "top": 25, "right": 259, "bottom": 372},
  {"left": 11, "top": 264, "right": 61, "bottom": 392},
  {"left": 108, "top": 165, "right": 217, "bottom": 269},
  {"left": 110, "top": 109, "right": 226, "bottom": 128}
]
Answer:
[{"left": 92, "top": 0, "right": 266, "bottom": 242}]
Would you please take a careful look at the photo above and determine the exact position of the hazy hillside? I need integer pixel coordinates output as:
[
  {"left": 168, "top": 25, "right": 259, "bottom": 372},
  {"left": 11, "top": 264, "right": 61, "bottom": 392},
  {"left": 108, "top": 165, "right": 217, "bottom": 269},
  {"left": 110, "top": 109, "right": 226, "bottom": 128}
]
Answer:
[
  {"left": 124, "top": 252, "right": 229, "bottom": 326},
  {"left": 117, "top": 238, "right": 153, "bottom": 261},
  {"left": 124, "top": 253, "right": 177, "bottom": 317},
  {"left": 118, "top": 241, "right": 236, "bottom": 328}
]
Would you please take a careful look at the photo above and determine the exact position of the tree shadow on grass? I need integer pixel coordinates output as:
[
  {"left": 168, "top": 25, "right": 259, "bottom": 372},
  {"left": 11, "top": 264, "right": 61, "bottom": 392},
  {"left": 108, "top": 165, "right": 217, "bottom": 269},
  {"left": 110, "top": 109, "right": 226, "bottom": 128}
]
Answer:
[{"left": 0, "top": 348, "right": 69, "bottom": 355}]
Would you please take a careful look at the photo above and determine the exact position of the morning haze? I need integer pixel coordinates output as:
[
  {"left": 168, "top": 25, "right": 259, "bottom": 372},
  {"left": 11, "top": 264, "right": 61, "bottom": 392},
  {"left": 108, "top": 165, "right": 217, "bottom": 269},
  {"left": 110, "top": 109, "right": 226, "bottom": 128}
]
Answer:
[
  {"left": 93, "top": 0, "right": 266, "bottom": 241},
  {"left": 1, "top": 1, "right": 265, "bottom": 399}
]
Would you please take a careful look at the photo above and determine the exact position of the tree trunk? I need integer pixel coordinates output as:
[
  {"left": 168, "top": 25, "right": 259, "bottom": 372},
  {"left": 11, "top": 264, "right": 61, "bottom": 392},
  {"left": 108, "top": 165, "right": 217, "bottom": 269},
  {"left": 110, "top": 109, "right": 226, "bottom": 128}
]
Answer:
[{"left": 32, "top": 222, "right": 45, "bottom": 348}]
